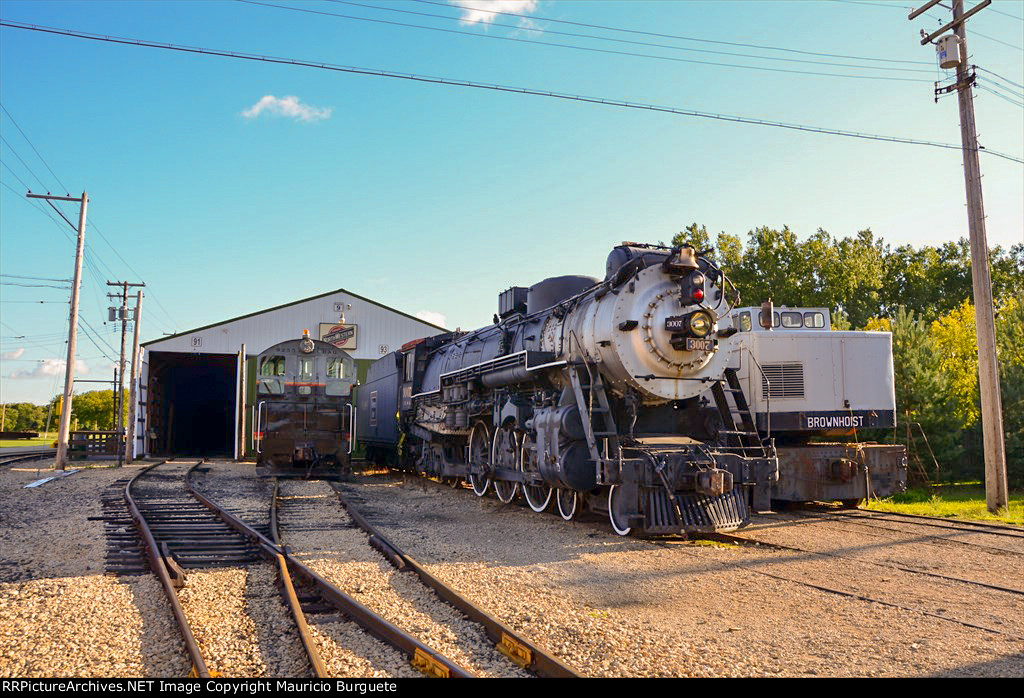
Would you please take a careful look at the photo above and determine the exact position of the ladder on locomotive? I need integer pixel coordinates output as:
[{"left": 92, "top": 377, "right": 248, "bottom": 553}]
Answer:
[
  {"left": 568, "top": 360, "right": 620, "bottom": 479},
  {"left": 711, "top": 367, "right": 767, "bottom": 456}
]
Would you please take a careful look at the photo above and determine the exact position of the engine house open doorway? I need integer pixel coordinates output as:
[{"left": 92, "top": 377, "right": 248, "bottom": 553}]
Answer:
[{"left": 147, "top": 352, "right": 237, "bottom": 457}]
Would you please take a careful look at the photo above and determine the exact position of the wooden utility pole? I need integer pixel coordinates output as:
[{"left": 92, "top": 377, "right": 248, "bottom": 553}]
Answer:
[
  {"left": 909, "top": 0, "right": 1008, "bottom": 513},
  {"left": 108, "top": 281, "right": 144, "bottom": 466},
  {"left": 27, "top": 192, "right": 88, "bottom": 471},
  {"left": 126, "top": 290, "right": 144, "bottom": 464}
]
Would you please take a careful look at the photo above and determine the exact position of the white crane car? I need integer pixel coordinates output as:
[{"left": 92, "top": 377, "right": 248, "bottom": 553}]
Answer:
[{"left": 724, "top": 305, "right": 907, "bottom": 505}]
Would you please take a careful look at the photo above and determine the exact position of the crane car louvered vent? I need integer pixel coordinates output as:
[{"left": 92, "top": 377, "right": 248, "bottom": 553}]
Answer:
[{"left": 761, "top": 362, "right": 805, "bottom": 399}]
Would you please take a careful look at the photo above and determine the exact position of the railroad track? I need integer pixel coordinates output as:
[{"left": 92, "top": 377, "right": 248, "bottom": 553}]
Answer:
[
  {"left": 397, "top": 474, "right": 1024, "bottom": 643},
  {"left": 807, "top": 505, "right": 1024, "bottom": 540},
  {"left": 0, "top": 450, "right": 54, "bottom": 468},
  {"left": 754, "top": 507, "right": 1024, "bottom": 557},
  {"left": 126, "top": 459, "right": 316, "bottom": 677},
  {"left": 188, "top": 462, "right": 579, "bottom": 678}
]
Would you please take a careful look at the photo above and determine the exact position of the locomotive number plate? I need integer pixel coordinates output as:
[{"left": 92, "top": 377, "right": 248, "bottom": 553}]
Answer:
[
  {"left": 664, "top": 315, "right": 686, "bottom": 331},
  {"left": 685, "top": 337, "right": 713, "bottom": 352}
]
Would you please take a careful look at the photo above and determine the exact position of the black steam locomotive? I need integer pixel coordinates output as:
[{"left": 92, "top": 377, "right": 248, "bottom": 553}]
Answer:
[
  {"left": 254, "top": 330, "right": 357, "bottom": 474},
  {"left": 358, "top": 243, "right": 778, "bottom": 535}
]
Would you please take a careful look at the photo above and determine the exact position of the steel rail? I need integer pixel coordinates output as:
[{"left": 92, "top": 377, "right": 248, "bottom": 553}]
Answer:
[
  {"left": 757, "top": 508, "right": 1024, "bottom": 556},
  {"left": 823, "top": 507, "right": 1024, "bottom": 539},
  {"left": 268, "top": 479, "right": 328, "bottom": 678},
  {"left": 124, "top": 460, "right": 211, "bottom": 678},
  {"left": 331, "top": 485, "right": 581, "bottom": 678},
  {"left": 185, "top": 470, "right": 475, "bottom": 678}
]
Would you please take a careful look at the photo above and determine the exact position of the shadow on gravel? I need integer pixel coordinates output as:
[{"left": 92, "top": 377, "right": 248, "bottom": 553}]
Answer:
[{"left": 930, "top": 653, "right": 1024, "bottom": 678}]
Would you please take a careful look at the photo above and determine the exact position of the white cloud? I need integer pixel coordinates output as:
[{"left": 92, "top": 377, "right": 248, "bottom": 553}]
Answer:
[
  {"left": 416, "top": 310, "right": 447, "bottom": 328},
  {"left": 1, "top": 348, "right": 25, "bottom": 360},
  {"left": 452, "top": 0, "right": 538, "bottom": 26},
  {"left": 242, "top": 95, "right": 333, "bottom": 123},
  {"left": 8, "top": 358, "right": 89, "bottom": 380}
]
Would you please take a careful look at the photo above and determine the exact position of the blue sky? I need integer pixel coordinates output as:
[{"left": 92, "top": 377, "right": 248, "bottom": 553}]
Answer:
[{"left": 1, "top": 0, "right": 1022, "bottom": 405}]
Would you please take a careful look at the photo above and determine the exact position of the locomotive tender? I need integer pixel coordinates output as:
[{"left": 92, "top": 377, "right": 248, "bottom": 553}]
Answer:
[
  {"left": 726, "top": 306, "right": 907, "bottom": 504},
  {"left": 359, "top": 243, "right": 779, "bottom": 535},
  {"left": 254, "top": 331, "right": 357, "bottom": 473}
]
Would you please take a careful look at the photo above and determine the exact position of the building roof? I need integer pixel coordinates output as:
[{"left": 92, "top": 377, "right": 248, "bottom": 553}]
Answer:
[{"left": 142, "top": 286, "right": 446, "bottom": 348}]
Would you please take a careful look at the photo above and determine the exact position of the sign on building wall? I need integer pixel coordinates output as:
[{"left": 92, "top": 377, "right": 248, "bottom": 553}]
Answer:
[{"left": 319, "top": 323, "right": 358, "bottom": 350}]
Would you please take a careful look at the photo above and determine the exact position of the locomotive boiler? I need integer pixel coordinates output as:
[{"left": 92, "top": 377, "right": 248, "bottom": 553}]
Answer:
[{"left": 359, "top": 243, "right": 778, "bottom": 535}]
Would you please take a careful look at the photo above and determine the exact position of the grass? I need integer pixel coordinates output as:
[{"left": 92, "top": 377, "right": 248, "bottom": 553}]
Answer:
[
  {"left": 0, "top": 435, "right": 55, "bottom": 449},
  {"left": 865, "top": 483, "right": 1024, "bottom": 526}
]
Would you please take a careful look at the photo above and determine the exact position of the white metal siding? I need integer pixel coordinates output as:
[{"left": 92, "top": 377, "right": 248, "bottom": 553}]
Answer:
[{"left": 141, "top": 291, "right": 440, "bottom": 360}]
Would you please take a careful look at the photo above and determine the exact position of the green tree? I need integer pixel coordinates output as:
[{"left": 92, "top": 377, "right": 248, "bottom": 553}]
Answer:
[{"left": 671, "top": 222, "right": 711, "bottom": 251}]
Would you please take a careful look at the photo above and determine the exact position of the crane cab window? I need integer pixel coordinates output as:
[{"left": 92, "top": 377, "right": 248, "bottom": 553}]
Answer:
[
  {"left": 260, "top": 356, "right": 286, "bottom": 376},
  {"left": 804, "top": 311, "right": 825, "bottom": 328},
  {"left": 759, "top": 310, "right": 780, "bottom": 329},
  {"left": 327, "top": 358, "right": 344, "bottom": 379},
  {"left": 781, "top": 311, "right": 803, "bottom": 328}
]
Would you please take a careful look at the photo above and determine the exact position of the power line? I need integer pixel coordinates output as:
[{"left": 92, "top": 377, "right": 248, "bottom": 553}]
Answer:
[
  {"left": 0, "top": 104, "right": 71, "bottom": 193},
  {"left": 978, "top": 84, "right": 1024, "bottom": 108},
  {"left": 0, "top": 134, "right": 49, "bottom": 190},
  {"left": 975, "top": 65, "right": 1024, "bottom": 91},
  {"left": 405, "top": 0, "right": 934, "bottom": 65},
  {"left": 0, "top": 274, "right": 72, "bottom": 283},
  {"left": 294, "top": 0, "right": 938, "bottom": 74},
  {"left": 0, "top": 102, "right": 180, "bottom": 335},
  {"left": 4, "top": 19, "right": 1020, "bottom": 164},
  {"left": 236, "top": 0, "right": 934, "bottom": 82},
  {"left": 832, "top": 0, "right": 1024, "bottom": 51}
]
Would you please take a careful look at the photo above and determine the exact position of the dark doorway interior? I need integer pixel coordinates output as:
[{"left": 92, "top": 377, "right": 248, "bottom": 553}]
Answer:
[{"left": 148, "top": 352, "right": 236, "bottom": 457}]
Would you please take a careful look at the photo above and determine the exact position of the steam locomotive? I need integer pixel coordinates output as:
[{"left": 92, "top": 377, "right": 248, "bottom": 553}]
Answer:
[
  {"left": 358, "top": 243, "right": 779, "bottom": 535},
  {"left": 253, "top": 330, "right": 357, "bottom": 474}
]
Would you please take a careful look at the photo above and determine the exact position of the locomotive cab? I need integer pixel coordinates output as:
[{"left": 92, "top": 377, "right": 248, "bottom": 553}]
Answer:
[{"left": 254, "top": 331, "right": 357, "bottom": 474}]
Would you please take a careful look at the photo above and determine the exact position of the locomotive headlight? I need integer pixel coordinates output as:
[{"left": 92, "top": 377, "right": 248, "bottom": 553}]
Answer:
[{"left": 688, "top": 310, "right": 713, "bottom": 338}]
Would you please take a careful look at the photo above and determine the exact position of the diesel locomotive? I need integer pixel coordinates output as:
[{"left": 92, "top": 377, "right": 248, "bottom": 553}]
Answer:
[
  {"left": 358, "top": 242, "right": 779, "bottom": 535},
  {"left": 254, "top": 330, "right": 357, "bottom": 474}
]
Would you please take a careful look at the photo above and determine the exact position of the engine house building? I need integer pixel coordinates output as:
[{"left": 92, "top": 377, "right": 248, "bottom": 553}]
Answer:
[{"left": 136, "top": 288, "right": 444, "bottom": 460}]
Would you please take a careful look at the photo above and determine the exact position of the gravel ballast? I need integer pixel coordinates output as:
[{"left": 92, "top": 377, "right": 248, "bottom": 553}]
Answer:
[
  {"left": 336, "top": 473, "right": 1024, "bottom": 678},
  {"left": 0, "top": 459, "right": 190, "bottom": 677},
  {"left": 278, "top": 478, "right": 531, "bottom": 678}
]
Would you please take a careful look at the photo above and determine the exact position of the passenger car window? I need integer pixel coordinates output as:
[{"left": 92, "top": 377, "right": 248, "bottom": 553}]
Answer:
[{"left": 781, "top": 312, "right": 803, "bottom": 328}]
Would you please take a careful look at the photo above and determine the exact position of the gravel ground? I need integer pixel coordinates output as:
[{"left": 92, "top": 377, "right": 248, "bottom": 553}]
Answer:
[
  {"left": 278, "top": 479, "right": 531, "bottom": 678},
  {"left": 176, "top": 564, "right": 311, "bottom": 677},
  {"left": 0, "top": 458, "right": 191, "bottom": 677},
  {"left": 190, "top": 462, "right": 273, "bottom": 534},
  {"left": 337, "top": 473, "right": 1024, "bottom": 677},
  {"left": 195, "top": 461, "right": 422, "bottom": 679},
  {"left": 733, "top": 509, "right": 1024, "bottom": 634}
]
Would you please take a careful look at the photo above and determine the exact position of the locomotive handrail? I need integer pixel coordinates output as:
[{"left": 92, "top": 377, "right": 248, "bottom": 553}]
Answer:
[
  {"left": 746, "top": 348, "right": 771, "bottom": 438},
  {"left": 347, "top": 404, "right": 357, "bottom": 455},
  {"left": 255, "top": 400, "right": 266, "bottom": 454}
]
